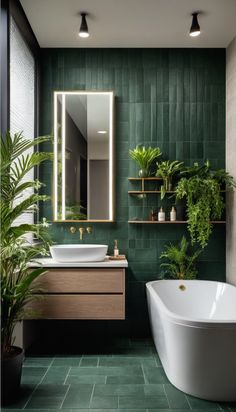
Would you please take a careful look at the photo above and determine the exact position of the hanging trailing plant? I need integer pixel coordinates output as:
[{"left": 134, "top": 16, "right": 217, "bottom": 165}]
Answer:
[{"left": 176, "top": 161, "right": 236, "bottom": 248}]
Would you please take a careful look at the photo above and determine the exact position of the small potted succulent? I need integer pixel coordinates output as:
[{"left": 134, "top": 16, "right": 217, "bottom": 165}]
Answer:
[{"left": 129, "top": 145, "right": 162, "bottom": 177}]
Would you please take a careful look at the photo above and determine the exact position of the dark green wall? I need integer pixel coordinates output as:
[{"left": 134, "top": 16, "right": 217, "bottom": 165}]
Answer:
[{"left": 40, "top": 48, "right": 225, "bottom": 335}]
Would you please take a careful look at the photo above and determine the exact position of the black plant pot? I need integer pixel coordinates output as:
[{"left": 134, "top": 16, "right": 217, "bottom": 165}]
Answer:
[{"left": 1, "top": 346, "right": 24, "bottom": 404}]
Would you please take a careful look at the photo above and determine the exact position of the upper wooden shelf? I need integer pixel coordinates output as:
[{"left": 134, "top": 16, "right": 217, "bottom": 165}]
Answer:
[
  {"left": 128, "top": 220, "right": 226, "bottom": 224},
  {"left": 128, "top": 177, "right": 162, "bottom": 181},
  {"left": 128, "top": 190, "right": 175, "bottom": 194}
]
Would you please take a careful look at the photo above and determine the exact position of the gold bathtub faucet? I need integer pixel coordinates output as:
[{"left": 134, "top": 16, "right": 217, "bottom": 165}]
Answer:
[{"left": 69, "top": 226, "right": 92, "bottom": 240}]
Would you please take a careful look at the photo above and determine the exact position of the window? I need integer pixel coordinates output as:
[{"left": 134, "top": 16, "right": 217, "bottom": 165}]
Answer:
[{"left": 10, "top": 16, "right": 35, "bottom": 230}]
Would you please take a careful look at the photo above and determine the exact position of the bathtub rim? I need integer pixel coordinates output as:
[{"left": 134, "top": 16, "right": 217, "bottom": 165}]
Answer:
[{"left": 146, "top": 279, "right": 236, "bottom": 329}]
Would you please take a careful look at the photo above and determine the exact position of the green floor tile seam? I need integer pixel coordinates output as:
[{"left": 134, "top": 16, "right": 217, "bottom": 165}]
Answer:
[
  {"left": 22, "top": 365, "right": 51, "bottom": 409},
  {"left": 141, "top": 364, "right": 147, "bottom": 384},
  {"left": 59, "top": 383, "right": 71, "bottom": 409},
  {"left": 47, "top": 357, "right": 56, "bottom": 371},
  {"left": 63, "top": 366, "right": 72, "bottom": 385},
  {"left": 88, "top": 383, "right": 96, "bottom": 409},
  {"left": 185, "top": 394, "right": 193, "bottom": 410},
  {"left": 162, "top": 383, "right": 171, "bottom": 408}
]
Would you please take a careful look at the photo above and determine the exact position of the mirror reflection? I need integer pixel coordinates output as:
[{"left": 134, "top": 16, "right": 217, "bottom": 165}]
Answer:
[{"left": 54, "top": 92, "right": 114, "bottom": 222}]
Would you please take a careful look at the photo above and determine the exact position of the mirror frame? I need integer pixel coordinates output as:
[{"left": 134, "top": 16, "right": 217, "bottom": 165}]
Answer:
[{"left": 53, "top": 91, "right": 115, "bottom": 222}]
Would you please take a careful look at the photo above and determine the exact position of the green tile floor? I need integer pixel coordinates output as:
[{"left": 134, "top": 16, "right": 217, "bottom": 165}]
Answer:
[{"left": 2, "top": 338, "right": 236, "bottom": 411}]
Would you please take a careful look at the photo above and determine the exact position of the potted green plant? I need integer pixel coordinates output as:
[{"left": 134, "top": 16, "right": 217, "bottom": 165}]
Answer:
[
  {"left": 176, "top": 160, "right": 236, "bottom": 248},
  {"left": 129, "top": 145, "right": 162, "bottom": 177},
  {"left": 1, "top": 132, "right": 52, "bottom": 403},
  {"left": 156, "top": 160, "right": 184, "bottom": 199},
  {"left": 160, "top": 236, "right": 201, "bottom": 279}
]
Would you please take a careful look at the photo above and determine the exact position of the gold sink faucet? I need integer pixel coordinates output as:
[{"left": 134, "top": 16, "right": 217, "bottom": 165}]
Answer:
[
  {"left": 79, "top": 227, "right": 85, "bottom": 240},
  {"left": 69, "top": 226, "right": 92, "bottom": 240}
]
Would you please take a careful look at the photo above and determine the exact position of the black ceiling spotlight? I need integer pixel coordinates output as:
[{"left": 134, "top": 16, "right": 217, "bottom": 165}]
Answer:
[
  {"left": 189, "top": 12, "right": 201, "bottom": 37},
  {"left": 79, "top": 13, "right": 89, "bottom": 38}
]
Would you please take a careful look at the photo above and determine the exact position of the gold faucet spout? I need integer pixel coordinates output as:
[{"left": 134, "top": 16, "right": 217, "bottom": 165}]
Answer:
[{"left": 79, "top": 227, "right": 85, "bottom": 240}]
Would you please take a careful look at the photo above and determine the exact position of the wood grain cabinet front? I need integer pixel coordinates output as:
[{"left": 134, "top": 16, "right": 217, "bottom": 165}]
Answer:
[{"left": 27, "top": 268, "right": 125, "bottom": 320}]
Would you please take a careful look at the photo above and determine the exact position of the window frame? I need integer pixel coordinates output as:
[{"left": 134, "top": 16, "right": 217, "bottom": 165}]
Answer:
[{"left": 1, "top": 0, "right": 40, "bottom": 137}]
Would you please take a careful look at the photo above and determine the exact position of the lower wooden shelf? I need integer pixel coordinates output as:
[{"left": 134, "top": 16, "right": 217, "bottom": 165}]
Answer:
[{"left": 128, "top": 220, "right": 226, "bottom": 224}]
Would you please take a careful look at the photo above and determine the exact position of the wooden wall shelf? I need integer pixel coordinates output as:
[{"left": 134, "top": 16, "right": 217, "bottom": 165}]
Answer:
[
  {"left": 128, "top": 177, "right": 162, "bottom": 181},
  {"left": 128, "top": 220, "right": 226, "bottom": 224},
  {"left": 128, "top": 177, "right": 162, "bottom": 191},
  {"left": 128, "top": 190, "right": 175, "bottom": 194}
]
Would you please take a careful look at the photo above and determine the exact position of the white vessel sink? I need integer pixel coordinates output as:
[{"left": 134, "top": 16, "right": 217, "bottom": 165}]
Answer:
[{"left": 50, "top": 244, "right": 108, "bottom": 262}]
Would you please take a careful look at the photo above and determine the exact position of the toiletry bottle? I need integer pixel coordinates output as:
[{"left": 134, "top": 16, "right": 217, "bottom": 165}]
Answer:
[
  {"left": 158, "top": 207, "right": 165, "bottom": 222},
  {"left": 170, "top": 206, "right": 176, "bottom": 221},
  {"left": 114, "top": 240, "right": 119, "bottom": 257}
]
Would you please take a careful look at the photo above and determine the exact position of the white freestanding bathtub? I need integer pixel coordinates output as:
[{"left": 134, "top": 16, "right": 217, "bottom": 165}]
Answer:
[{"left": 146, "top": 280, "right": 236, "bottom": 401}]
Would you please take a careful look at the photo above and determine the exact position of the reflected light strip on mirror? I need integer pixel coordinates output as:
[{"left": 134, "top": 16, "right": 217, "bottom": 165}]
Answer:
[
  {"left": 109, "top": 92, "right": 113, "bottom": 221},
  {"left": 53, "top": 92, "right": 58, "bottom": 220},
  {"left": 61, "top": 94, "right": 66, "bottom": 220}
]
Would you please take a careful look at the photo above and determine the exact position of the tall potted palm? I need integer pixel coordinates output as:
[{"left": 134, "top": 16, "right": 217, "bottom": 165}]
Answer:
[{"left": 1, "top": 132, "right": 52, "bottom": 403}]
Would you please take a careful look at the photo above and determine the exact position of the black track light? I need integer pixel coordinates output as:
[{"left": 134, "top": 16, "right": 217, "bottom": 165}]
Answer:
[
  {"left": 79, "top": 13, "right": 89, "bottom": 38},
  {"left": 189, "top": 13, "right": 200, "bottom": 37}
]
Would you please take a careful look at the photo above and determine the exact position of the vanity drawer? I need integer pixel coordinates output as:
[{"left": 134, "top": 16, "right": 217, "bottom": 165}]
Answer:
[
  {"left": 27, "top": 294, "right": 125, "bottom": 320},
  {"left": 34, "top": 269, "right": 125, "bottom": 293}
]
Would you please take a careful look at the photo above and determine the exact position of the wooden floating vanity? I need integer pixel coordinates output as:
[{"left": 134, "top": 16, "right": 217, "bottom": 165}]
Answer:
[{"left": 28, "top": 259, "right": 128, "bottom": 320}]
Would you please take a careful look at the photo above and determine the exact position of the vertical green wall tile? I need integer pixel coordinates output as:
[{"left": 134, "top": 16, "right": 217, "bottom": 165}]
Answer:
[{"left": 40, "top": 48, "right": 226, "bottom": 335}]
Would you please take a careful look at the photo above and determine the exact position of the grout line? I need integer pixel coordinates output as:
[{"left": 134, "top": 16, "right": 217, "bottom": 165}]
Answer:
[
  {"left": 141, "top": 364, "right": 147, "bottom": 384},
  {"left": 59, "top": 382, "right": 70, "bottom": 409},
  {"left": 22, "top": 361, "right": 52, "bottom": 409},
  {"left": 155, "top": 356, "right": 160, "bottom": 367},
  {"left": 88, "top": 383, "right": 95, "bottom": 408},
  {"left": 63, "top": 366, "right": 71, "bottom": 385},
  {"left": 185, "top": 394, "right": 192, "bottom": 410},
  {"left": 162, "top": 383, "right": 171, "bottom": 409}
]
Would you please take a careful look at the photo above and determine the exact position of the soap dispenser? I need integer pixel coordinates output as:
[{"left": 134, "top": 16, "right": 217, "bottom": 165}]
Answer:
[
  {"left": 158, "top": 207, "right": 165, "bottom": 222},
  {"left": 170, "top": 206, "right": 177, "bottom": 221},
  {"left": 114, "top": 240, "right": 119, "bottom": 257}
]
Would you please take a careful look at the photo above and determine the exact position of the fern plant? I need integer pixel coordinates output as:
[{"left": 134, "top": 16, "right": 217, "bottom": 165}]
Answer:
[
  {"left": 160, "top": 236, "right": 201, "bottom": 280},
  {"left": 129, "top": 145, "right": 162, "bottom": 177},
  {"left": 1, "top": 132, "right": 52, "bottom": 354}
]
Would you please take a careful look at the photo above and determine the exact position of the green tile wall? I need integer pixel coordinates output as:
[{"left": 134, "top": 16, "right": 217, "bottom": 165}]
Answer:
[{"left": 39, "top": 48, "right": 226, "bottom": 335}]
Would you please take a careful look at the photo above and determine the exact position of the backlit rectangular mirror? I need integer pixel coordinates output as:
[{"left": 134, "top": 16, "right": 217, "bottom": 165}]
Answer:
[{"left": 53, "top": 91, "right": 114, "bottom": 222}]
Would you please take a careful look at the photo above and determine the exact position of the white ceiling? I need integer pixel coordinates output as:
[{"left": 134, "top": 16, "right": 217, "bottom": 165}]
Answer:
[{"left": 20, "top": 0, "right": 236, "bottom": 48}]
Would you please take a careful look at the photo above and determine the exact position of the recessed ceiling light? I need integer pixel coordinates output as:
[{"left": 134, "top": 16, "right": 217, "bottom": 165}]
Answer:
[
  {"left": 79, "top": 13, "right": 89, "bottom": 38},
  {"left": 189, "top": 12, "right": 201, "bottom": 37},
  {"left": 97, "top": 130, "right": 107, "bottom": 134}
]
